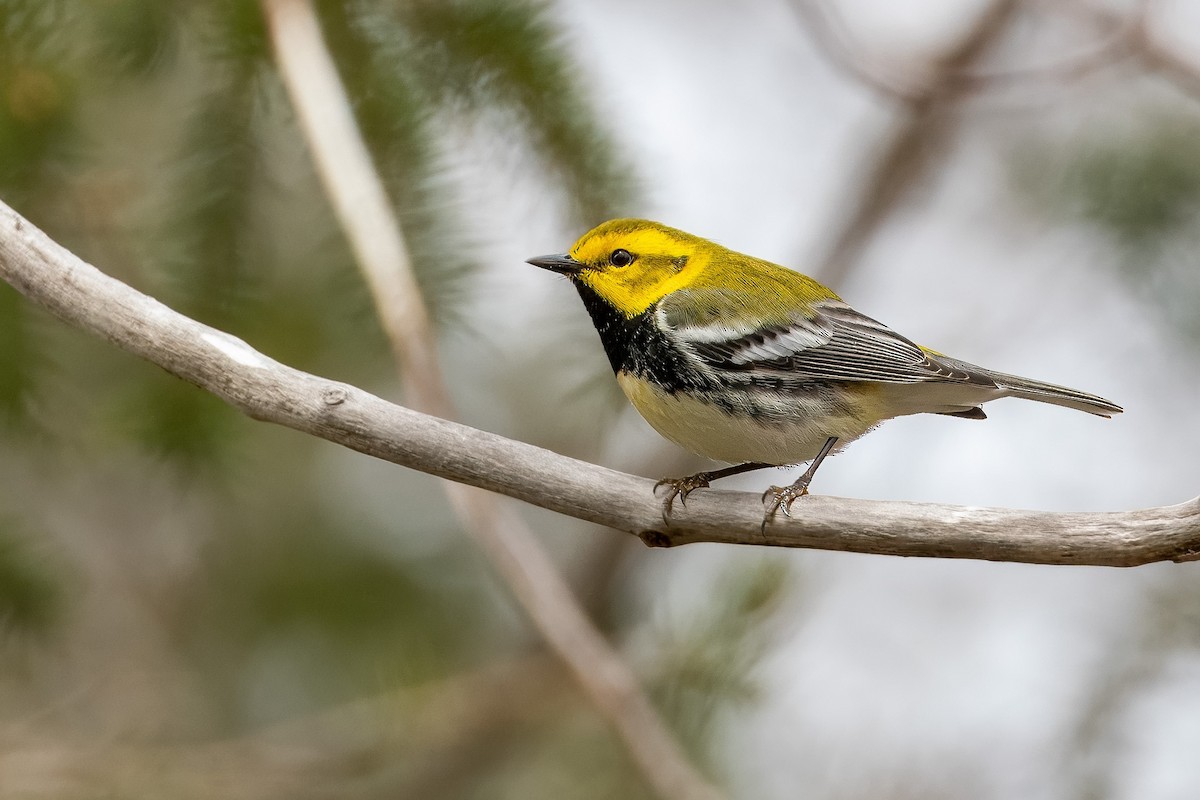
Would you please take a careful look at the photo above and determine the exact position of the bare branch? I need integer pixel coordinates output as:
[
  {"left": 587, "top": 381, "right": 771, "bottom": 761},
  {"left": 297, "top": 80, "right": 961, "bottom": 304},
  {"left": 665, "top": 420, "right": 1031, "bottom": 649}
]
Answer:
[
  {"left": 1, "top": 200, "right": 1197, "bottom": 568},
  {"left": 789, "top": 0, "right": 921, "bottom": 100},
  {"left": 793, "top": 0, "right": 1138, "bottom": 100},
  {"left": 258, "top": 3, "right": 721, "bottom": 800},
  {"left": 802, "top": 0, "right": 1022, "bottom": 286},
  {"left": 1057, "top": 0, "right": 1200, "bottom": 103}
]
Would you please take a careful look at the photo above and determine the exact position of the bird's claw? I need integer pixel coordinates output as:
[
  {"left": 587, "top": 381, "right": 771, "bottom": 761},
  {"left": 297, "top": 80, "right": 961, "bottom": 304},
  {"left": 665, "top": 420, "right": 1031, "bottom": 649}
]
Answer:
[
  {"left": 761, "top": 480, "right": 811, "bottom": 526},
  {"left": 654, "top": 474, "right": 712, "bottom": 519}
]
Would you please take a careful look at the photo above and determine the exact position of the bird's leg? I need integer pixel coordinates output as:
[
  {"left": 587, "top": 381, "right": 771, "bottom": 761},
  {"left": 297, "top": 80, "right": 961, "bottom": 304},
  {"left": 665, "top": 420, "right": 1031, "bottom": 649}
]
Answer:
[
  {"left": 655, "top": 462, "right": 774, "bottom": 518},
  {"left": 762, "top": 437, "right": 839, "bottom": 520}
]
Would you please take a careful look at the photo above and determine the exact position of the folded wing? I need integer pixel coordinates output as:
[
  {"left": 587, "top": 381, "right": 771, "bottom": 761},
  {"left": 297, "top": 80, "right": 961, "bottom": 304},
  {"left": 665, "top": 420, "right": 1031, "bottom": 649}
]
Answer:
[{"left": 658, "top": 289, "right": 996, "bottom": 387}]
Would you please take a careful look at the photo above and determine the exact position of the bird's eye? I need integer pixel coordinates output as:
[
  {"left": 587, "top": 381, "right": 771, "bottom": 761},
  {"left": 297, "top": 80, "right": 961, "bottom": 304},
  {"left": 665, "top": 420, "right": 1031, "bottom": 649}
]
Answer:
[{"left": 609, "top": 249, "right": 634, "bottom": 267}]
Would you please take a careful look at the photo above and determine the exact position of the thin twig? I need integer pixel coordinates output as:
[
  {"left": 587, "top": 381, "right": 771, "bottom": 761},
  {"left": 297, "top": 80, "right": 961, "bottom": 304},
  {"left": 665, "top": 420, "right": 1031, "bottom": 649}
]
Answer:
[
  {"left": 799, "top": 0, "right": 1023, "bottom": 286},
  {"left": 257, "top": 2, "right": 721, "bottom": 799},
  {"left": 1057, "top": 0, "right": 1200, "bottom": 103},
  {"left": 793, "top": 0, "right": 1137, "bottom": 100},
  {"left": 796, "top": 0, "right": 1200, "bottom": 288},
  {"left": 790, "top": 0, "right": 919, "bottom": 100},
  {"left": 1, "top": 199, "right": 1197, "bottom": 567}
]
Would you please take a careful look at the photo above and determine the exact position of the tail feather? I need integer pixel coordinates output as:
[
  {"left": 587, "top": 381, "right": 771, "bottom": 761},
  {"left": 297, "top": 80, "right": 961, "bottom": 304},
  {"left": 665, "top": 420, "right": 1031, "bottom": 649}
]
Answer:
[
  {"left": 990, "top": 371, "right": 1123, "bottom": 418},
  {"left": 930, "top": 354, "right": 1123, "bottom": 417}
]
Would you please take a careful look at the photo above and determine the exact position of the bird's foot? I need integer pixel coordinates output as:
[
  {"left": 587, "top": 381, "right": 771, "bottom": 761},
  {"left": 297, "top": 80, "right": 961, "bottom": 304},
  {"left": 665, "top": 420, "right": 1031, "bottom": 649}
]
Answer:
[
  {"left": 653, "top": 472, "right": 715, "bottom": 519},
  {"left": 761, "top": 478, "right": 812, "bottom": 522}
]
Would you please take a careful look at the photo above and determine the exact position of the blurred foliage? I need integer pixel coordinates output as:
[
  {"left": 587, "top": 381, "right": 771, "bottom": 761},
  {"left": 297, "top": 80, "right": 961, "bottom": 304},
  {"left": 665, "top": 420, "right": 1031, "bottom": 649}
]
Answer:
[
  {"left": 0, "top": 283, "right": 37, "bottom": 424},
  {"left": 192, "top": 517, "right": 491, "bottom": 729},
  {"left": 114, "top": 370, "right": 241, "bottom": 470},
  {"left": 389, "top": 0, "right": 636, "bottom": 223},
  {"left": 0, "top": 520, "right": 61, "bottom": 638},
  {"left": 93, "top": 0, "right": 181, "bottom": 75},
  {"left": 651, "top": 558, "right": 791, "bottom": 759},
  {"left": 1016, "top": 113, "right": 1200, "bottom": 339},
  {"left": 0, "top": 1, "right": 778, "bottom": 797},
  {"left": 1063, "top": 128, "right": 1200, "bottom": 244}
]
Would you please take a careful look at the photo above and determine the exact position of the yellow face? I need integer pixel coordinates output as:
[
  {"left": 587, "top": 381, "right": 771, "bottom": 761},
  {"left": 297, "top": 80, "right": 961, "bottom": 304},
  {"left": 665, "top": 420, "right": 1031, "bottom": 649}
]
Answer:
[{"left": 566, "top": 219, "right": 706, "bottom": 317}]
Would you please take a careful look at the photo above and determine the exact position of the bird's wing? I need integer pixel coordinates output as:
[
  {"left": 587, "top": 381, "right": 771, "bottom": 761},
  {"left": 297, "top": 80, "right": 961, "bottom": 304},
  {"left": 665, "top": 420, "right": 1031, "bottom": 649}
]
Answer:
[{"left": 658, "top": 288, "right": 992, "bottom": 386}]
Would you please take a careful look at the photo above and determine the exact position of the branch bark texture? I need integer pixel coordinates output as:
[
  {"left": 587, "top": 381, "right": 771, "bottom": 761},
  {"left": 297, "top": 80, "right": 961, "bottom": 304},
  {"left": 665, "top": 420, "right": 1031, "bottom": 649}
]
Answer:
[{"left": 1, "top": 200, "right": 1197, "bottom": 567}]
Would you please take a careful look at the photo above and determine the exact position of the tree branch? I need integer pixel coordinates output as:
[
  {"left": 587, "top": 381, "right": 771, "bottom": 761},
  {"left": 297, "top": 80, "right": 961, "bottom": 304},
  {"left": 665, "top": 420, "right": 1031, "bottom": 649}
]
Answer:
[
  {"left": 793, "top": 0, "right": 1138, "bottom": 100},
  {"left": 257, "top": 3, "right": 722, "bottom": 800},
  {"left": 1, "top": 200, "right": 1197, "bottom": 567},
  {"left": 1058, "top": 0, "right": 1200, "bottom": 103},
  {"left": 797, "top": 0, "right": 1023, "bottom": 286}
]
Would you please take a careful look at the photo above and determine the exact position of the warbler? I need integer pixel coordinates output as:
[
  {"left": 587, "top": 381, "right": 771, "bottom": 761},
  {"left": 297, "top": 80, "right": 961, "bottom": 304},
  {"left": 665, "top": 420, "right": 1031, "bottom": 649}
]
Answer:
[{"left": 528, "top": 219, "right": 1122, "bottom": 518}]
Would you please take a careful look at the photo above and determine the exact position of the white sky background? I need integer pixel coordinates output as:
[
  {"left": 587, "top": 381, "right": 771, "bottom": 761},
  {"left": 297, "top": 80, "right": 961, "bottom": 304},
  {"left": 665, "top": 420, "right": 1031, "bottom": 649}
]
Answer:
[{"left": 442, "top": 0, "right": 1200, "bottom": 797}]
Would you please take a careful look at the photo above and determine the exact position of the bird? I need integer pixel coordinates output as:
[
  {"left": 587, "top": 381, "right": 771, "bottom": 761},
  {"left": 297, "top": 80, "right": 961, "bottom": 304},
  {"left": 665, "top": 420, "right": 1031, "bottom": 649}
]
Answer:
[{"left": 527, "top": 218, "right": 1122, "bottom": 520}]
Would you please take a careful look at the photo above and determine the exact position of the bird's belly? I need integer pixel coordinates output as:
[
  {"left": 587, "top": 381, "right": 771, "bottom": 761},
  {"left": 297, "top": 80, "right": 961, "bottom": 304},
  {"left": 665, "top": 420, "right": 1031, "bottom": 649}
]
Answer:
[{"left": 616, "top": 373, "right": 879, "bottom": 465}]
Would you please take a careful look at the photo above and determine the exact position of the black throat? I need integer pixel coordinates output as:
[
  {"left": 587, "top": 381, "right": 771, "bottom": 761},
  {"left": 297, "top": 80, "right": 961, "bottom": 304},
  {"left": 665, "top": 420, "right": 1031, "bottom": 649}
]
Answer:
[
  {"left": 572, "top": 282, "right": 643, "bottom": 374},
  {"left": 571, "top": 283, "right": 704, "bottom": 394}
]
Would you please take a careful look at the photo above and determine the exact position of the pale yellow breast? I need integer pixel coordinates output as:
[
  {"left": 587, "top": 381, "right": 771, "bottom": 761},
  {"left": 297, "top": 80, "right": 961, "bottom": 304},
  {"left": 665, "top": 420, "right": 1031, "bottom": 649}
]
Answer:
[{"left": 616, "top": 373, "right": 881, "bottom": 465}]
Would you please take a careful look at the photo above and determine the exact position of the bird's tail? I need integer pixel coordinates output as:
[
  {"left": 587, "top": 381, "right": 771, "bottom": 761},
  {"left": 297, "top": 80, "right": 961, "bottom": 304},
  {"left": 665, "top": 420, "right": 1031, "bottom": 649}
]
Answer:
[{"left": 988, "top": 370, "right": 1123, "bottom": 418}]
